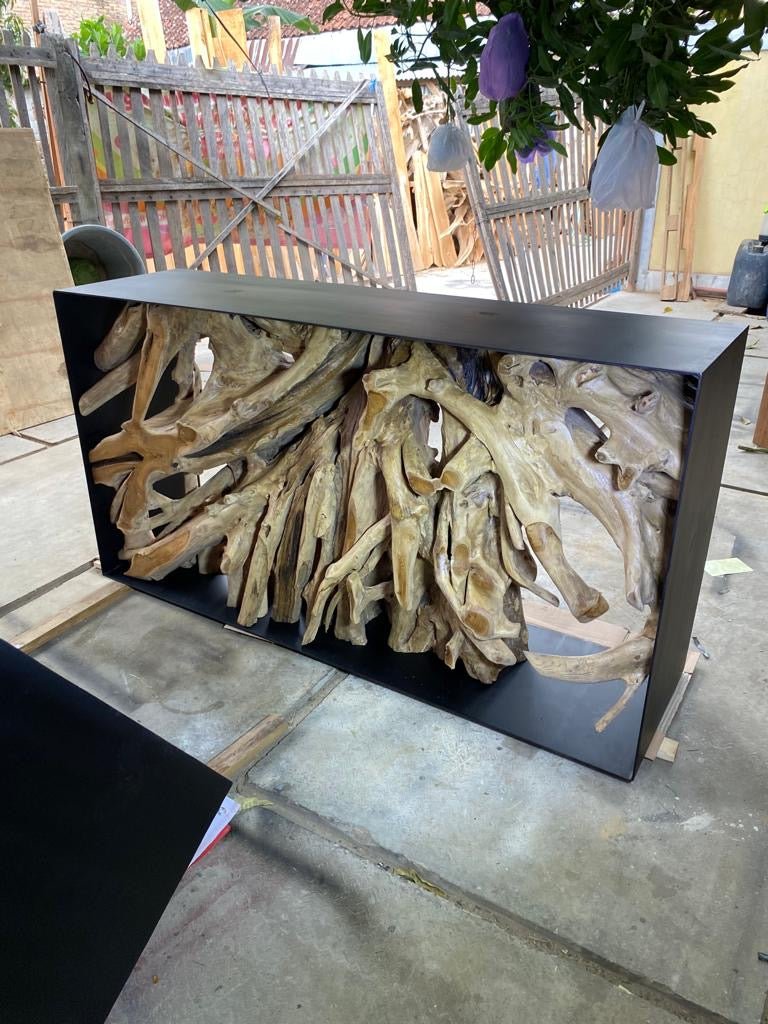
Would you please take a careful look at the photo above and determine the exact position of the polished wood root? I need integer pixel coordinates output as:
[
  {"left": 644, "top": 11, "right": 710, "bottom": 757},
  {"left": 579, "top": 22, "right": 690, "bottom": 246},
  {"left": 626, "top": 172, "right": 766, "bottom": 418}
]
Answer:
[{"left": 80, "top": 303, "right": 689, "bottom": 730}]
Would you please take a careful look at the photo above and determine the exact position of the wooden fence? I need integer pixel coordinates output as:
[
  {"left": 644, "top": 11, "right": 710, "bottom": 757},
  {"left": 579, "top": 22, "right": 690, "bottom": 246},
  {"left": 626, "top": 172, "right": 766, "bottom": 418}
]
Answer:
[
  {"left": 461, "top": 109, "right": 640, "bottom": 306},
  {"left": 0, "top": 34, "right": 415, "bottom": 289}
]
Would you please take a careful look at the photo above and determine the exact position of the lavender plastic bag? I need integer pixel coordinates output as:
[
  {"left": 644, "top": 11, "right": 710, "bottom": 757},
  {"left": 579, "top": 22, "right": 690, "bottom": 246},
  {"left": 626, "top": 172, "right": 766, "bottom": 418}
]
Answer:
[{"left": 589, "top": 105, "right": 658, "bottom": 211}]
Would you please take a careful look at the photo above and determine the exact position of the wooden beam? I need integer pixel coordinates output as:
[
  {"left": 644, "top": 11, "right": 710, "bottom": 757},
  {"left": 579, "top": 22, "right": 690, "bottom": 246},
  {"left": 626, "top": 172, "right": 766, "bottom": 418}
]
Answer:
[
  {"left": 656, "top": 736, "right": 679, "bottom": 763},
  {"left": 522, "top": 600, "right": 630, "bottom": 648},
  {"left": 185, "top": 8, "right": 213, "bottom": 68},
  {"left": 47, "top": 37, "right": 104, "bottom": 224},
  {"left": 266, "top": 14, "right": 283, "bottom": 73},
  {"left": 136, "top": 0, "right": 167, "bottom": 64},
  {"left": 207, "top": 714, "right": 290, "bottom": 780},
  {"left": 374, "top": 29, "right": 424, "bottom": 271},
  {"left": 212, "top": 8, "right": 248, "bottom": 69},
  {"left": 10, "top": 581, "right": 129, "bottom": 654},
  {"left": 753, "top": 370, "right": 768, "bottom": 449},
  {"left": 423, "top": 157, "right": 458, "bottom": 268},
  {"left": 0, "top": 42, "right": 55, "bottom": 67},
  {"left": 0, "top": 129, "right": 73, "bottom": 432},
  {"left": 678, "top": 136, "right": 705, "bottom": 302},
  {"left": 80, "top": 56, "right": 373, "bottom": 100}
]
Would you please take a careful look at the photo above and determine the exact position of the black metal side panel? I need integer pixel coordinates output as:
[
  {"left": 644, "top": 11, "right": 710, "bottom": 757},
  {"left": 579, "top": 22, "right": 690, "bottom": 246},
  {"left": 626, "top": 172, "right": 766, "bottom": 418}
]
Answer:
[
  {"left": 634, "top": 335, "right": 746, "bottom": 773},
  {"left": 0, "top": 640, "right": 230, "bottom": 1024}
]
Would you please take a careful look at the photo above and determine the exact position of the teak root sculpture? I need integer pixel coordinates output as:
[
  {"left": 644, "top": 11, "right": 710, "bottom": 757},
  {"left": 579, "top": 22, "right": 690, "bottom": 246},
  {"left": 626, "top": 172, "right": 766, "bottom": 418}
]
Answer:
[{"left": 80, "top": 303, "right": 689, "bottom": 731}]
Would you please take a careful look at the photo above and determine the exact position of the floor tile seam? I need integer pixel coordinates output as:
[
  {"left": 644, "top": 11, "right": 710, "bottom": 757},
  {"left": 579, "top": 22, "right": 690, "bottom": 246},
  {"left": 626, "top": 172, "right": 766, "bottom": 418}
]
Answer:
[
  {"left": 720, "top": 482, "right": 768, "bottom": 499},
  {"left": 15, "top": 432, "right": 59, "bottom": 448},
  {"left": 0, "top": 445, "right": 46, "bottom": 468},
  {"left": 236, "top": 782, "right": 743, "bottom": 1024},
  {"left": 225, "top": 668, "right": 350, "bottom": 783},
  {"left": 0, "top": 560, "right": 97, "bottom": 619}
]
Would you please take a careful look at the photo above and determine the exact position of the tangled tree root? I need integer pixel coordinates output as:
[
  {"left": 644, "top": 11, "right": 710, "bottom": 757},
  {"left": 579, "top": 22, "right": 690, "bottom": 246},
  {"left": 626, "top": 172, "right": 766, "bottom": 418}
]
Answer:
[{"left": 80, "top": 304, "right": 689, "bottom": 729}]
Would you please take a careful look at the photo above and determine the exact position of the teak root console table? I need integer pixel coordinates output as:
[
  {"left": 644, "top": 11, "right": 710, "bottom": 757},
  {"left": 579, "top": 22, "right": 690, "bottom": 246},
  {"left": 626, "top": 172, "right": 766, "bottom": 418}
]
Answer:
[{"left": 54, "top": 272, "right": 746, "bottom": 779}]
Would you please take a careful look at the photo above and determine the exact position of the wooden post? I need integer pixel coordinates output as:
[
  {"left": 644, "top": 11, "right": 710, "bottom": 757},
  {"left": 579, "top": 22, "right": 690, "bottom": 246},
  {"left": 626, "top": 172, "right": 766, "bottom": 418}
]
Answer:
[
  {"left": 374, "top": 29, "right": 423, "bottom": 271},
  {"left": 47, "top": 36, "right": 103, "bottom": 224},
  {"left": 753, "top": 372, "right": 768, "bottom": 449},
  {"left": 186, "top": 8, "right": 214, "bottom": 68},
  {"left": 266, "top": 15, "right": 284, "bottom": 73},
  {"left": 136, "top": 0, "right": 167, "bottom": 64},
  {"left": 678, "top": 135, "right": 705, "bottom": 302},
  {"left": 212, "top": 8, "right": 248, "bottom": 68},
  {"left": 36, "top": 10, "right": 64, "bottom": 187}
]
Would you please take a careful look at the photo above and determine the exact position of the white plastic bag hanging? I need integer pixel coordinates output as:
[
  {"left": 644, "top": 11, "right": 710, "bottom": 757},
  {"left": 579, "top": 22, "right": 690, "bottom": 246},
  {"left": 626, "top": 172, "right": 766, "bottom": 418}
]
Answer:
[
  {"left": 427, "top": 123, "right": 473, "bottom": 172},
  {"left": 589, "top": 104, "right": 658, "bottom": 211}
]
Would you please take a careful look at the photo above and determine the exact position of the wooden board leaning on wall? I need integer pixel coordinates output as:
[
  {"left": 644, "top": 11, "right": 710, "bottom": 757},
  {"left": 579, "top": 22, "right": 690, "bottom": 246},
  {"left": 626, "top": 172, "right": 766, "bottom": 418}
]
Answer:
[{"left": 0, "top": 129, "right": 73, "bottom": 434}]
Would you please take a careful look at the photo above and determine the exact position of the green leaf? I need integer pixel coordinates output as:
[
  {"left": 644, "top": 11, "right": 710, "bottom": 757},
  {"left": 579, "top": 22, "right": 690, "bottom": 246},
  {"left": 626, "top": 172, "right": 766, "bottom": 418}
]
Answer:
[
  {"left": 647, "top": 66, "right": 669, "bottom": 109},
  {"left": 556, "top": 85, "right": 577, "bottom": 124},
  {"left": 744, "top": 0, "right": 767, "bottom": 53},
  {"left": 357, "top": 26, "right": 372, "bottom": 63},
  {"left": 443, "top": 0, "right": 460, "bottom": 26},
  {"left": 548, "top": 138, "right": 567, "bottom": 157},
  {"left": 411, "top": 78, "right": 423, "bottom": 113},
  {"left": 656, "top": 145, "right": 677, "bottom": 166},
  {"left": 322, "top": 1, "right": 344, "bottom": 22}
]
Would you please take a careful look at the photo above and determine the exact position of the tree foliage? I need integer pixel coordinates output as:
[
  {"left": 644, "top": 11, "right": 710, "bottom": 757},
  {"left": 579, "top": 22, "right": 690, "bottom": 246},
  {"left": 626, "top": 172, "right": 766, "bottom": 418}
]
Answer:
[
  {"left": 325, "top": 0, "right": 767, "bottom": 166},
  {"left": 73, "top": 15, "right": 147, "bottom": 59}
]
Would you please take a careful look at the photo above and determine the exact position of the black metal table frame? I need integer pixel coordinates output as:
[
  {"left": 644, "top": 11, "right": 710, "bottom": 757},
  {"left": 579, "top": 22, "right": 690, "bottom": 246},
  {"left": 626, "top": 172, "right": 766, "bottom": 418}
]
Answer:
[{"left": 54, "top": 272, "right": 747, "bottom": 780}]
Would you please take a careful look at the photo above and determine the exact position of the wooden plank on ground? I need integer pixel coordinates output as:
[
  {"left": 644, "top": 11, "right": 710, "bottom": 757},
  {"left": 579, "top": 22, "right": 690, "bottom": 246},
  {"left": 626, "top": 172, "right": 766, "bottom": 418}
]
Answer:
[
  {"left": 753, "top": 370, "right": 768, "bottom": 449},
  {"left": 207, "top": 714, "right": 290, "bottom": 780},
  {"left": 10, "top": 580, "right": 129, "bottom": 653},
  {"left": 0, "top": 129, "right": 73, "bottom": 434},
  {"left": 656, "top": 737, "right": 679, "bottom": 763},
  {"left": 522, "top": 599, "right": 630, "bottom": 648},
  {"left": 644, "top": 665, "right": 696, "bottom": 762}
]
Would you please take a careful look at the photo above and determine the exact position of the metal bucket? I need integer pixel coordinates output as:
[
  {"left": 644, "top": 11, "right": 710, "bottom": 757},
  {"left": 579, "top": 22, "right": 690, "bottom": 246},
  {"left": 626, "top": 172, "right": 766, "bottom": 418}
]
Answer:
[
  {"left": 62, "top": 224, "right": 146, "bottom": 284},
  {"left": 726, "top": 239, "right": 768, "bottom": 311}
]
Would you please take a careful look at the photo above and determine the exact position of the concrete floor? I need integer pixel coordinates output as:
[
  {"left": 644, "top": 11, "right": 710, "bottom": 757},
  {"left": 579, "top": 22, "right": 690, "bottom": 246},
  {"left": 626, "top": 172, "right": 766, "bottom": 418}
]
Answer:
[{"left": 2, "top": 287, "right": 768, "bottom": 1023}]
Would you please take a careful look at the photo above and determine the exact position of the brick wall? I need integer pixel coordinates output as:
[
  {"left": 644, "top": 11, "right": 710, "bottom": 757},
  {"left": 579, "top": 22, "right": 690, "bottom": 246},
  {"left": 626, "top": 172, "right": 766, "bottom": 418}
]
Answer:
[{"left": 14, "top": 0, "right": 134, "bottom": 36}]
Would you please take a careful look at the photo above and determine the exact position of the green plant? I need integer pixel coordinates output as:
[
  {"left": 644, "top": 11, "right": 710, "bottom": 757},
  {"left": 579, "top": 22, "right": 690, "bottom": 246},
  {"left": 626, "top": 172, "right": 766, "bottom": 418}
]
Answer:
[
  {"left": 326, "top": 0, "right": 768, "bottom": 168},
  {"left": 73, "top": 15, "right": 146, "bottom": 59},
  {"left": 172, "top": 1, "right": 319, "bottom": 35}
]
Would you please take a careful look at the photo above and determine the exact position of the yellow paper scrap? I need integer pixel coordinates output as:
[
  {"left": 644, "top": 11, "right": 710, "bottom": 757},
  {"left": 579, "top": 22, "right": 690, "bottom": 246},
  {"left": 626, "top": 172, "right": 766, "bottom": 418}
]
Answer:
[{"left": 704, "top": 557, "right": 753, "bottom": 577}]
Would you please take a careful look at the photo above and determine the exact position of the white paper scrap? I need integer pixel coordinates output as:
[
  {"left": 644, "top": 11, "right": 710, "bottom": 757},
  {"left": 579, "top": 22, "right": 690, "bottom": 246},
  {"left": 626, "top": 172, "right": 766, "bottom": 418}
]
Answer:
[
  {"left": 704, "top": 557, "right": 753, "bottom": 577},
  {"left": 189, "top": 795, "right": 239, "bottom": 865}
]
